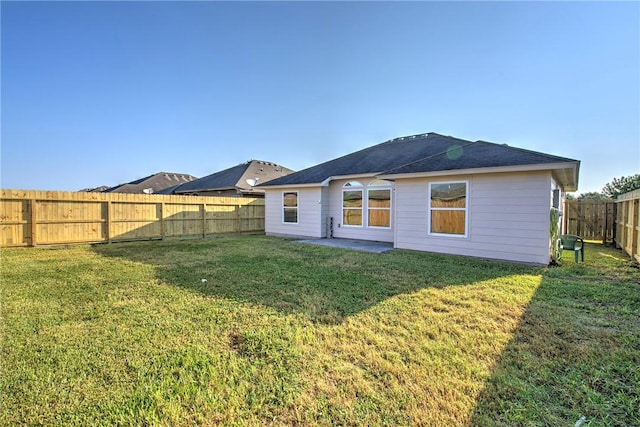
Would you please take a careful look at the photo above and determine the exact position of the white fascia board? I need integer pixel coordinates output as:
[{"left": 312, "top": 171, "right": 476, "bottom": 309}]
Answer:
[
  {"left": 260, "top": 183, "right": 324, "bottom": 190},
  {"left": 319, "top": 173, "right": 380, "bottom": 186},
  {"left": 263, "top": 173, "right": 380, "bottom": 189},
  {"left": 378, "top": 162, "right": 579, "bottom": 184},
  {"left": 571, "top": 161, "right": 580, "bottom": 191}
]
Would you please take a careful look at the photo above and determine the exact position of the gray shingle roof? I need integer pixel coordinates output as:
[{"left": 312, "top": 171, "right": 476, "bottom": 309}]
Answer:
[
  {"left": 174, "top": 163, "right": 249, "bottom": 193},
  {"left": 384, "top": 139, "right": 577, "bottom": 175},
  {"left": 172, "top": 160, "right": 294, "bottom": 194},
  {"left": 260, "top": 133, "right": 578, "bottom": 187},
  {"left": 155, "top": 183, "right": 185, "bottom": 195},
  {"left": 104, "top": 172, "right": 197, "bottom": 193}
]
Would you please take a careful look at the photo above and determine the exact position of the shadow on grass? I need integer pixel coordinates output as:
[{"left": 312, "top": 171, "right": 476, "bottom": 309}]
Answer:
[
  {"left": 92, "top": 234, "right": 538, "bottom": 325},
  {"left": 471, "top": 243, "right": 640, "bottom": 426}
]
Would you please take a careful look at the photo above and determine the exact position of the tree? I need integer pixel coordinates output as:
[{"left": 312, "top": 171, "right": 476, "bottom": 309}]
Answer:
[
  {"left": 577, "top": 192, "right": 612, "bottom": 201},
  {"left": 602, "top": 174, "right": 640, "bottom": 198}
]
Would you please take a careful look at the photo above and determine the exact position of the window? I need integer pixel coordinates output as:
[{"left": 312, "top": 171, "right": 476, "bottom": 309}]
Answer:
[
  {"left": 283, "top": 192, "right": 298, "bottom": 223},
  {"left": 552, "top": 189, "right": 560, "bottom": 209},
  {"left": 343, "top": 181, "right": 363, "bottom": 226},
  {"left": 429, "top": 182, "right": 467, "bottom": 236},
  {"left": 367, "top": 180, "right": 392, "bottom": 228}
]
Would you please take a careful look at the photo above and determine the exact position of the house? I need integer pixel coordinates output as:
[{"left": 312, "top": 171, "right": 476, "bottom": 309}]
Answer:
[
  {"left": 159, "top": 160, "right": 294, "bottom": 197},
  {"left": 259, "top": 132, "right": 579, "bottom": 265},
  {"left": 104, "top": 172, "right": 197, "bottom": 194}
]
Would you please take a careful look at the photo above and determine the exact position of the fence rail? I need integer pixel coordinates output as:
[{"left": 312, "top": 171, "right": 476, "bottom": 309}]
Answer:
[
  {"left": 0, "top": 189, "right": 265, "bottom": 247},
  {"left": 615, "top": 188, "right": 640, "bottom": 262}
]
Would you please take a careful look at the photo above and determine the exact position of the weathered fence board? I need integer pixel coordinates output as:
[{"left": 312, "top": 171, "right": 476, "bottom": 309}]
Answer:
[
  {"left": 0, "top": 189, "right": 265, "bottom": 247},
  {"left": 563, "top": 200, "right": 615, "bottom": 243},
  {"left": 615, "top": 189, "right": 640, "bottom": 262}
]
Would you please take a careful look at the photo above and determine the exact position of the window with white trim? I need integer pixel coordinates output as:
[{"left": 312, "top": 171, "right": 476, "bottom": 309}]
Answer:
[
  {"left": 429, "top": 182, "right": 467, "bottom": 236},
  {"left": 367, "top": 180, "right": 392, "bottom": 228},
  {"left": 342, "top": 181, "right": 363, "bottom": 226},
  {"left": 283, "top": 191, "right": 298, "bottom": 223}
]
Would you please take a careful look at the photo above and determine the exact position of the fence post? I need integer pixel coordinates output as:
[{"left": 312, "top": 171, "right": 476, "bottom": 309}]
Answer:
[
  {"left": 236, "top": 205, "right": 242, "bottom": 232},
  {"left": 29, "top": 199, "right": 37, "bottom": 247},
  {"left": 577, "top": 202, "right": 583, "bottom": 237},
  {"left": 633, "top": 200, "right": 639, "bottom": 259},
  {"left": 201, "top": 203, "right": 206, "bottom": 239},
  {"left": 612, "top": 203, "right": 617, "bottom": 244},
  {"left": 603, "top": 203, "right": 608, "bottom": 244},
  {"left": 621, "top": 200, "right": 628, "bottom": 250},
  {"left": 160, "top": 202, "right": 165, "bottom": 240},
  {"left": 624, "top": 200, "right": 630, "bottom": 252},
  {"left": 106, "top": 201, "right": 112, "bottom": 243}
]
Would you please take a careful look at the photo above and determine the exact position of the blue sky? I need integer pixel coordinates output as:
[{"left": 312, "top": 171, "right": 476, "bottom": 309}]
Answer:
[{"left": 2, "top": 1, "right": 638, "bottom": 194}]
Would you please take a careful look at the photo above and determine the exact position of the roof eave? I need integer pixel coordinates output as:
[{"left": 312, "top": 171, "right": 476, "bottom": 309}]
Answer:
[
  {"left": 378, "top": 162, "right": 580, "bottom": 189},
  {"left": 261, "top": 172, "right": 381, "bottom": 189},
  {"left": 322, "top": 173, "right": 381, "bottom": 184},
  {"left": 260, "top": 182, "right": 325, "bottom": 189},
  {"left": 553, "top": 161, "right": 580, "bottom": 192}
]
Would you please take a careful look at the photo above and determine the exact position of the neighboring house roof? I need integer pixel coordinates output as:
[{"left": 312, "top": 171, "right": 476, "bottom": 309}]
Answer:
[
  {"left": 79, "top": 185, "right": 110, "bottom": 192},
  {"left": 154, "top": 183, "right": 184, "bottom": 195},
  {"left": 259, "top": 132, "right": 580, "bottom": 191},
  {"left": 104, "top": 172, "right": 197, "bottom": 194},
  {"left": 169, "top": 160, "right": 294, "bottom": 195}
]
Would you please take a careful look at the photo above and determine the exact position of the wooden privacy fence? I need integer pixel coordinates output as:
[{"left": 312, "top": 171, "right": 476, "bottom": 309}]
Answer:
[
  {"left": 563, "top": 200, "right": 615, "bottom": 243},
  {"left": 615, "top": 188, "right": 640, "bottom": 262},
  {"left": 0, "top": 189, "right": 265, "bottom": 247}
]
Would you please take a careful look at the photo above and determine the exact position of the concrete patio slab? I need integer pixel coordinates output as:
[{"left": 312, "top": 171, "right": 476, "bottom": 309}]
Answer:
[{"left": 294, "top": 238, "right": 394, "bottom": 254}]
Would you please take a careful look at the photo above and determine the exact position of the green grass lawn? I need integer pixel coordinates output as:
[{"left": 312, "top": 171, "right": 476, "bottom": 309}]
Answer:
[{"left": 2, "top": 235, "right": 638, "bottom": 426}]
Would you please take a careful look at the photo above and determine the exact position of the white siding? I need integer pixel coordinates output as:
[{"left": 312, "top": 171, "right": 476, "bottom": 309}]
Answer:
[
  {"left": 320, "top": 186, "right": 330, "bottom": 238},
  {"left": 264, "top": 187, "right": 324, "bottom": 238},
  {"left": 395, "top": 171, "right": 553, "bottom": 264},
  {"left": 327, "top": 178, "right": 394, "bottom": 242}
]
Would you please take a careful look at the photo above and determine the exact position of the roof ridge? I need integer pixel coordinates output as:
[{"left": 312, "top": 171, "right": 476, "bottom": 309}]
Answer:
[
  {"left": 381, "top": 132, "right": 433, "bottom": 144},
  {"left": 383, "top": 132, "right": 473, "bottom": 145},
  {"left": 275, "top": 132, "right": 440, "bottom": 178},
  {"left": 248, "top": 159, "right": 284, "bottom": 167},
  {"left": 156, "top": 171, "right": 197, "bottom": 175}
]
